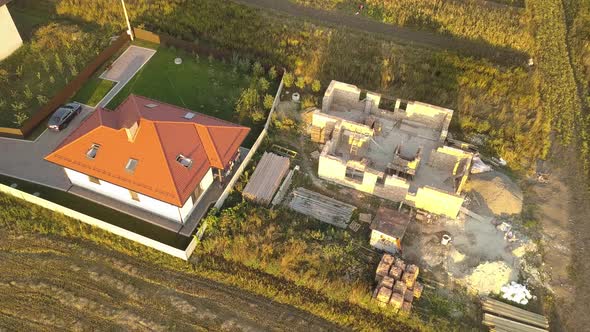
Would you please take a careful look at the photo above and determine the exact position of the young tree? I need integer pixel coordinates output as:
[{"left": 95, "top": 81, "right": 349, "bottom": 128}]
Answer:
[
  {"left": 268, "top": 66, "right": 278, "bottom": 80},
  {"left": 258, "top": 77, "right": 270, "bottom": 92},
  {"left": 236, "top": 87, "right": 261, "bottom": 122},
  {"left": 311, "top": 79, "right": 321, "bottom": 92},
  {"left": 252, "top": 61, "right": 264, "bottom": 77},
  {"left": 283, "top": 71, "right": 294, "bottom": 88},
  {"left": 263, "top": 94, "right": 274, "bottom": 110},
  {"left": 295, "top": 76, "right": 306, "bottom": 90}
]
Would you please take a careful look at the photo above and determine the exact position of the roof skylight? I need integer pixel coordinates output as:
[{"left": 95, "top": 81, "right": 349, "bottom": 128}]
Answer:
[
  {"left": 125, "top": 158, "right": 138, "bottom": 173},
  {"left": 145, "top": 103, "right": 158, "bottom": 108},
  {"left": 183, "top": 112, "right": 196, "bottom": 119},
  {"left": 176, "top": 154, "right": 193, "bottom": 168},
  {"left": 86, "top": 144, "right": 100, "bottom": 159}
]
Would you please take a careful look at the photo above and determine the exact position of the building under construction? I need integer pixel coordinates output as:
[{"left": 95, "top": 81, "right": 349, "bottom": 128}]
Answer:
[{"left": 310, "top": 80, "right": 474, "bottom": 219}]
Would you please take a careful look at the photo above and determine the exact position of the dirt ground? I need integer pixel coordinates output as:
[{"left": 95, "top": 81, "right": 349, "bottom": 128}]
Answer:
[
  {"left": 528, "top": 158, "right": 587, "bottom": 332},
  {"left": 0, "top": 232, "right": 341, "bottom": 331}
]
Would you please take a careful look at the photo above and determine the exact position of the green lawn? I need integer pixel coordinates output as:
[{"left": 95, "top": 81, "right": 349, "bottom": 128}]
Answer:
[
  {"left": 107, "top": 46, "right": 251, "bottom": 123},
  {"left": 72, "top": 76, "right": 115, "bottom": 107}
]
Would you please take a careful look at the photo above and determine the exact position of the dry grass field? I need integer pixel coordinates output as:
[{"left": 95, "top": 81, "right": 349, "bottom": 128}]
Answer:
[{"left": 0, "top": 228, "right": 340, "bottom": 331}]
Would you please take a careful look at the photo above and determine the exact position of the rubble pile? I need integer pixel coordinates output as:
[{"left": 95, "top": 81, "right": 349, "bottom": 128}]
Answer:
[
  {"left": 501, "top": 282, "right": 533, "bottom": 305},
  {"left": 372, "top": 254, "right": 423, "bottom": 313}
]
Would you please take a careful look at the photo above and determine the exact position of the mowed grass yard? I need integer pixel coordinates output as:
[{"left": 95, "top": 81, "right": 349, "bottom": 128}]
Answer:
[{"left": 107, "top": 46, "right": 251, "bottom": 124}]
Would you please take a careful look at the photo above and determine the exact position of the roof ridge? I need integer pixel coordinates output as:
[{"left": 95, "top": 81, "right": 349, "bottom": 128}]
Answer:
[
  {"left": 132, "top": 94, "right": 246, "bottom": 127},
  {"left": 152, "top": 122, "right": 184, "bottom": 204},
  {"left": 195, "top": 123, "right": 223, "bottom": 169}
]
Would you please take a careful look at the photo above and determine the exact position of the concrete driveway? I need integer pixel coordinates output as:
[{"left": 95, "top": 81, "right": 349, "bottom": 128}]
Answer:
[{"left": 0, "top": 105, "right": 94, "bottom": 189}]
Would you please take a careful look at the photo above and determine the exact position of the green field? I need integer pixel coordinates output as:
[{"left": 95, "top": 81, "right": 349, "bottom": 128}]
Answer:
[
  {"left": 107, "top": 46, "right": 251, "bottom": 123},
  {"left": 72, "top": 76, "right": 115, "bottom": 107}
]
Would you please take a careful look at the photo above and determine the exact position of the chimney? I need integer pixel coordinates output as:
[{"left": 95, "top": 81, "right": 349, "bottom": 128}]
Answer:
[{"left": 125, "top": 120, "right": 139, "bottom": 142}]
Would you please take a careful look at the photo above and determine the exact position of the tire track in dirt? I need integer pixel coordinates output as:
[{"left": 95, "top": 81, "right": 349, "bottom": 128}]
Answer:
[{"left": 0, "top": 233, "right": 342, "bottom": 331}]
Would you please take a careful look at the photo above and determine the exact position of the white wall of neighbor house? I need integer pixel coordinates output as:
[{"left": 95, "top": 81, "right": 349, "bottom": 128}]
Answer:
[
  {"left": 64, "top": 168, "right": 214, "bottom": 223},
  {"left": 370, "top": 230, "right": 399, "bottom": 254},
  {"left": 0, "top": 5, "right": 23, "bottom": 60}
]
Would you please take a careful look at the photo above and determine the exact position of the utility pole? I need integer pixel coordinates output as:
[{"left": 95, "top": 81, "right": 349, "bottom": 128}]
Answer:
[{"left": 120, "top": 0, "right": 134, "bottom": 40}]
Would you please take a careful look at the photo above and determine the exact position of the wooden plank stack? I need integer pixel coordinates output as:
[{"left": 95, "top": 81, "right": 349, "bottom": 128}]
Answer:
[
  {"left": 482, "top": 297, "right": 549, "bottom": 332},
  {"left": 243, "top": 152, "right": 290, "bottom": 205},
  {"left": 372, "top": 254, "right": 423, "bottom": 314},
  {"left": 289, "top": 187, "right": 356, "bottom": 228}
]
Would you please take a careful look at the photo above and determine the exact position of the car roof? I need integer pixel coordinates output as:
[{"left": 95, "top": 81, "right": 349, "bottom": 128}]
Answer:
[{"left": 54, "top": 107, "right": 72, "bottom": 117}]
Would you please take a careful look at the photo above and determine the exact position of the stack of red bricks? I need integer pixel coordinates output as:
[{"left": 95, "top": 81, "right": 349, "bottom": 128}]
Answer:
[{"left": 372, "top": 253, "right": 424, "bottom": 313}]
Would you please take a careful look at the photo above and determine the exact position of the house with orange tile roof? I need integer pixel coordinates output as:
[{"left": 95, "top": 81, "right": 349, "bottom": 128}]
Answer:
[{"left": 45, "top": 95, "right": 250, "bottom": 223}]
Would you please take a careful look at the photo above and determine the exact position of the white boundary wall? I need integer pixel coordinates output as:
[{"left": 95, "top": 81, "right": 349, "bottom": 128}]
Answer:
[{"left": 0, "top": 183, "right": 198, "bottom": 261}]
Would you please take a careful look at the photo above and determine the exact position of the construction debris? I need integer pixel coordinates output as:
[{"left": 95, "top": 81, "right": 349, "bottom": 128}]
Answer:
[
  {"left": 271, "top": 166, "right": 297, "bottom": 206},
  {"left": 359, "top": 213, "right": 372, "bottom": 223},
  {"left": 501, "top": 282, "right": 533, "bottom": 305},
  {"left": 471, "top": 155, "right": 492, "bottom": 174},
  {"left": 462, "top": 261, "right": 515, "bottom": 295},
  {"left": 243, "top": 152, "right": 290, "bottom": 205},
  {"left": 482, "top": 297, "right": 549, "bottom": 331},
  {"left": 372, "top": 254, "right": 423, "bottom": 313},
  {"left": 348, "top": 221, "right": 361, "bottom": 232},
  {"left": 289, "top": 187, "right": 356, "bottom": 228}
]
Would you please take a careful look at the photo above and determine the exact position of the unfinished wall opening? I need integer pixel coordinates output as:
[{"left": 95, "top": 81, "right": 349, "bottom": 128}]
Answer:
[{"left": 345, "top": 166, "right": 364, "bottom": 183}]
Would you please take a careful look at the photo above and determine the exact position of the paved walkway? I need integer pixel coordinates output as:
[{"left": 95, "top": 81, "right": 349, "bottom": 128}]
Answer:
[
  {"left": 98, "top": 46, "right": 156, "bottom": 108},
  {"left": 0, "top": 105, "right": 95, "bottom": 190},
  {"left": 232, "top": 0, "right": 527, "bottom": 65}
]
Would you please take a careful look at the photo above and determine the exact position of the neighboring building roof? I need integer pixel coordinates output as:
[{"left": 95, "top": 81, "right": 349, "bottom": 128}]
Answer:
[
  {"left": 370, "top": 207, "right": 412, "bottom": 239},
  {"left": 45, "top": 95, "right": 250, "bottom": 206}
]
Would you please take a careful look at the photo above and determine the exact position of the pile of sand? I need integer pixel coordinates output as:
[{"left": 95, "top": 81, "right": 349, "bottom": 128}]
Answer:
[
  {"left": 467, "top": 171, "right": 523, "bottom": 216},
  {"left": 461, "top": 261, "right": 516, "bottom": 295}
]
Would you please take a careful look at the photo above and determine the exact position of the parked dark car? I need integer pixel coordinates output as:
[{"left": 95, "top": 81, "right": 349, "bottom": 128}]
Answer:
[{"left": 48, "top": 103, "right": 82, "bottom": 131}]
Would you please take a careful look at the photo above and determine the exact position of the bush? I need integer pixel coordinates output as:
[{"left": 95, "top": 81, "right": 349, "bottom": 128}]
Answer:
[
  {"left": 263, "top": 94, "right": 274, "bottom": 110},
  {"left": 283, "top": 71, "right": 294, "bottom": 88},
  {"left": 311, "top": 79, "right": 321, "bottom": 92},
  {"left": 268, "top": 66, "right": 278, "bottom": 80},
  {"left": 295, "top": 76, "right": 306, "bottom": 90},
  {"left": 252, "top": 61, "right": 264, "bottom": 77}
]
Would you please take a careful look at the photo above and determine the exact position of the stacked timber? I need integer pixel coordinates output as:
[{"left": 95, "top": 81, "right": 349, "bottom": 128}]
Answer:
[
  {"left": 243, "top": 152, "right": 290, "bottom": 205},
  {"left": 481, "top": 297, "right": 549, "bottom": 332},
  {"left": 310, "top": 123, "right": 334, "bottom": 143},
  {"left": 289, "top": 187, "right": 355, "bottom": 228},
  {"left": 372, "top": 254, "right": 424, "bottom": 314}
]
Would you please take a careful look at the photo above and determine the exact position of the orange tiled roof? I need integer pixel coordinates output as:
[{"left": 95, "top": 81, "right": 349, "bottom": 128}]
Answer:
[{"left": 45, "top": 95, "right": 250, "bottom": 206}]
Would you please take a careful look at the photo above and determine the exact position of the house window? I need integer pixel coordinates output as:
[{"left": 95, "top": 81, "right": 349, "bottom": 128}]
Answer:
[
  {"left": 88, "top": 175, "right": 100, "bottom": 185},
  {"left": 129, "top": 190, "right": 140, "bottom": 201}
]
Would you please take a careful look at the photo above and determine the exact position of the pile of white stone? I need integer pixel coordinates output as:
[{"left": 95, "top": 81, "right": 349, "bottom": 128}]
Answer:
[{"left": 501, "top": 282, "right": 533, "bottom": 305}]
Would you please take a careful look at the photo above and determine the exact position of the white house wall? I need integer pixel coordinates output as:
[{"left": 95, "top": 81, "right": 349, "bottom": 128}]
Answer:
[
  {"left": 65, "top": 168, "right": 183, "bottom": 222},
  {"left": 0, "top": 5, "right": 23, "bottom": 60},
  {"left": 179, "top": 168, "right": 214, "bottom": 220}
]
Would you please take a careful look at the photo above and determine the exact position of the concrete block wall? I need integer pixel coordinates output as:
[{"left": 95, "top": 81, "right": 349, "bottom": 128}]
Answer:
[
  {"left": 411, "top": 186, "right": 464, "bottom": 218},
  {"left": 0, "top": 5, "right": 23, "bottom": 61}
]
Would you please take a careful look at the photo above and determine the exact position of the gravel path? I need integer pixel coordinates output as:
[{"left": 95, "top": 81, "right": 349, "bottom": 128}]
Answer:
[{"left": 232, "top": 0, "right": 528, "bottom": 65}]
